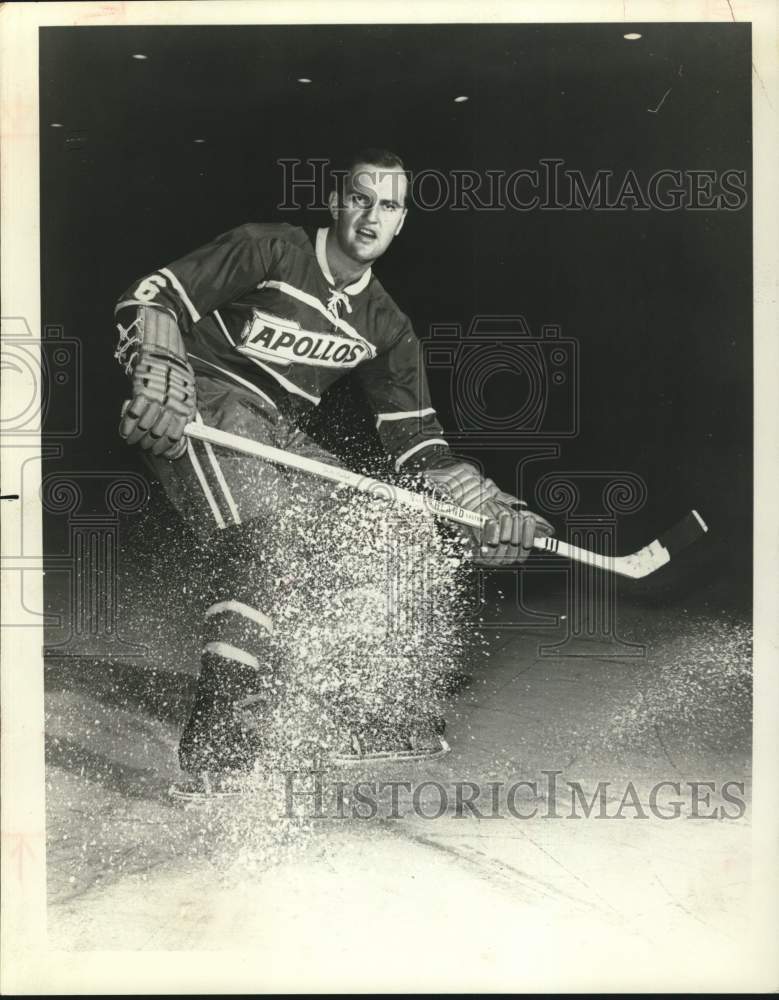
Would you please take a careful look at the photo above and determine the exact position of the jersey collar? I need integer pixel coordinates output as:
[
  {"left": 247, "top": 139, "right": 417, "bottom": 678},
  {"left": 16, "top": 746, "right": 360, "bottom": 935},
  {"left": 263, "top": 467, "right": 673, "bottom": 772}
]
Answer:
[{"left": 316, "top": 227, "right": 372, "bottom": 296}]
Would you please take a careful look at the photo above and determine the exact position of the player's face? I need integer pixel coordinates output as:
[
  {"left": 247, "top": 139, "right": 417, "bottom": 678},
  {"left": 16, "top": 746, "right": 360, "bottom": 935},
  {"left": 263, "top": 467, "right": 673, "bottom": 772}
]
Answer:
[{"left": 330, "top": 164, "right": 408, "bottom": 264}]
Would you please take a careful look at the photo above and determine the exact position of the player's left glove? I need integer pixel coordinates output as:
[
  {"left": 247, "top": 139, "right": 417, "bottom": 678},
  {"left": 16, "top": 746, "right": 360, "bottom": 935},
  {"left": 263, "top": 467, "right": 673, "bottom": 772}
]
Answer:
[
  {"left": 115, "top": 305, "right": 197, "bottom": 459},
  {"left": 422, "top": 460, "right": 554, "bottom": 566}
]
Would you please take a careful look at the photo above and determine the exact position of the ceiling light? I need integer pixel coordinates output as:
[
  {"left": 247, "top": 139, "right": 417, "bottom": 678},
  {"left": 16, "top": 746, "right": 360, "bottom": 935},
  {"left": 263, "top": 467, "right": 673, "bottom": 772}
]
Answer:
[
  {"left": 623, "top": 33, "right": 642, "bottom": 40},
  {"left": 193, "top": 138, "right": 206, "bottom": 144},
  {"left": 453, "top": 95, "right": 469, "bottom": 103},
  {"left": 132, "top": 53, "right": 148, "bottom": 60},
  {"left": 297, "top": 77, "right": 312, "bottom": 84},
  {"left": 50, "top": 122, "right": 63, "bottom": 128}
]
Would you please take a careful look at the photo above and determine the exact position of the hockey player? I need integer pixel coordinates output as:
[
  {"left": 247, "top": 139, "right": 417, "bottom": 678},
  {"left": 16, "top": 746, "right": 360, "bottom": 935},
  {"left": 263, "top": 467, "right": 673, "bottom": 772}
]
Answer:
[{"left": 114, "top": 148, "right": 553, "bottom": 793}]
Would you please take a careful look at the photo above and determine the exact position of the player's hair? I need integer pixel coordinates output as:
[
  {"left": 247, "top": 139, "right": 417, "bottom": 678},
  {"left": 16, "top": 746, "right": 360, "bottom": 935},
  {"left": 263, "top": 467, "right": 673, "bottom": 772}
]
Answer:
[{"left": 331, "top": 147, "right": 408, "bottom": 204}]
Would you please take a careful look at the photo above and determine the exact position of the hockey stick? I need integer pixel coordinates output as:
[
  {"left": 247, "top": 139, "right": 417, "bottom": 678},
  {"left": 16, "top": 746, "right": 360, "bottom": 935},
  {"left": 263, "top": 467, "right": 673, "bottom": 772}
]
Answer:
[{"left": 184, "top": 422, "right": 707, "bottom": 579}]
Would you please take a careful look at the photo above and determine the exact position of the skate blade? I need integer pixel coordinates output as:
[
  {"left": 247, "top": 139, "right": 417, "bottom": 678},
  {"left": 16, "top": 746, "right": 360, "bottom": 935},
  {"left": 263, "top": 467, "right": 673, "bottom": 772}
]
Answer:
[
  {"left": 168, "top": 774, "right": 247, "bottom": 806},
  {"left": 331, "top": 736, "right": 451, "bottom": 766},
  {"left": 168, "top": 785, "right": 244, "bottom": 806}
]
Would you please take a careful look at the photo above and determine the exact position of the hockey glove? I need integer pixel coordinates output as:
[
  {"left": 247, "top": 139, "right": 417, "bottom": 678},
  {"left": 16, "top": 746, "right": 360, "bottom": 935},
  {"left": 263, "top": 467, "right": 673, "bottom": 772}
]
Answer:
[
  {"left": 423, "top": 461, "right": 554, "bottom": 566},
  {"left": 116, "top": 306, "right": 197, "bottom": 459}
]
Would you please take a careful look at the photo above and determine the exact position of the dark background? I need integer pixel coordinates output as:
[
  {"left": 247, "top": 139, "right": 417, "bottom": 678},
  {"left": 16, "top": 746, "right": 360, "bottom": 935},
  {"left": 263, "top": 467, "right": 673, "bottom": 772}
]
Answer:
[{"left": 39, "top": 23, "right": 752, "bottom": 609}]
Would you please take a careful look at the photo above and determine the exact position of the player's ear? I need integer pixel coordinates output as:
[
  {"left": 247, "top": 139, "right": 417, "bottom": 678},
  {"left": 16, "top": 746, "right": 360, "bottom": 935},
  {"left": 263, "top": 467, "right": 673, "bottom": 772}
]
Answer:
[
  {"left": 328, "top": 189, "right": 340, "bottom": 221},
  {"left": 394, "top": 208, "right": 408, "bottom": 236}
]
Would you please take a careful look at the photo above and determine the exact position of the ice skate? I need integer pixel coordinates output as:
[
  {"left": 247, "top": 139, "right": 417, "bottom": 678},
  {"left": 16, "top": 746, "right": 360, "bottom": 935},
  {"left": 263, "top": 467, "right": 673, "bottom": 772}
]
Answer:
[{"left": 169, "top": 693, "right": 272, "bottom": 804}]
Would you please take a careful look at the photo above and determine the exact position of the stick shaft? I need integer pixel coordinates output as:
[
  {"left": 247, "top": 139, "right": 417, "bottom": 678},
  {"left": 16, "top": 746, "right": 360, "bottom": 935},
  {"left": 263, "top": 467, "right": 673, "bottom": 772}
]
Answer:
[
  {"left": 183, "top": 422, "right": 698, "bottom": 579},
  {"left": 534, "top": 534, "right": 609, "bottom": 568},
  {"left": 184, "top": 422, "right": 485, "bottom": 529},
  {"left": 532, "top": 534, "right": 654, "bottom": 577}
]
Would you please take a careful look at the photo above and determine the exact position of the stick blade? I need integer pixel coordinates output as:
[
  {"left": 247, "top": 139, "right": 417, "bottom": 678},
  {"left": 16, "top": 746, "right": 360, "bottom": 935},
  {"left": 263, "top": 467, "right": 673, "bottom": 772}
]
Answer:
[{"left": 657, "top": 509, "right": 708, "bottom": 557}]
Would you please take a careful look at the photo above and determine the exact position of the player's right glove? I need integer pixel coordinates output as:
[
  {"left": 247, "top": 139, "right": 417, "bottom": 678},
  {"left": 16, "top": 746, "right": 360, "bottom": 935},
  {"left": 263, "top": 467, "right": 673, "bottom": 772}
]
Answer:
[{"left": 115, "top": 305, "right": 197, "bottom": 459}]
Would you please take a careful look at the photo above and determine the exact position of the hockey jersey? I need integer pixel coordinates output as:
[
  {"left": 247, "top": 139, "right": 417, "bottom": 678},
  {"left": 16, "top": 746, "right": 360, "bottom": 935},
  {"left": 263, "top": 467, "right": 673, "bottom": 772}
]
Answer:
[{"left": 115, "top": 223, "right": 450, "bottom": 471}]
